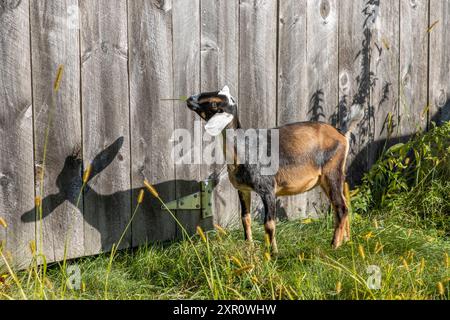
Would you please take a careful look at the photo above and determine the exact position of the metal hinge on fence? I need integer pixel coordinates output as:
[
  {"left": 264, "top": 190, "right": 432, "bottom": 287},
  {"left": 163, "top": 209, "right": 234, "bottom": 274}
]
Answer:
[{"left": 162, "top": 180, "right": 214, "bottom": 219}]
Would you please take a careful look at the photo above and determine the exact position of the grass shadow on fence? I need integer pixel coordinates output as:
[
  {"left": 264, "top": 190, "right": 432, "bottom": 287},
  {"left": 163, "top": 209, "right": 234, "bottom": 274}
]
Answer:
[
  {"left": 20, "top": 137, "right": 213, "bottom": 251},
  {"left": 347, "top": 100, "right": 450, "bottom": 188}
]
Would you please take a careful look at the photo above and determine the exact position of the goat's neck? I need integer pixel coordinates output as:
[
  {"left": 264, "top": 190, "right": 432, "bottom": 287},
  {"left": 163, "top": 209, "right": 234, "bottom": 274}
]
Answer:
[{"left": 221, "top": 114, "right": 241, "bottom": 172}]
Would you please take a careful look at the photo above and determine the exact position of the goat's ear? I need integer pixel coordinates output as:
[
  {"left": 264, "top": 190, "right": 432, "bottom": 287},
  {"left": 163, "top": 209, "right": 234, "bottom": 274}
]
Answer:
[
  {"left": 219, "top": 85, "right": 230, "bottom": 97},
  {"left": 204, "top": 112, "right": 234, "bottom": 136}
]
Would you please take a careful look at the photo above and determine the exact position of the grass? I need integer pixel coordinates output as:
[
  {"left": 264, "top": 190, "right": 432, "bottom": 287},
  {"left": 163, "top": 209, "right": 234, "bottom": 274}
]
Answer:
[
  {"left": 353, "top": 122, "right": 450, "bottom": 235},
  {"left": 0, "top": 208, "right": 449, "bottom": 300}
]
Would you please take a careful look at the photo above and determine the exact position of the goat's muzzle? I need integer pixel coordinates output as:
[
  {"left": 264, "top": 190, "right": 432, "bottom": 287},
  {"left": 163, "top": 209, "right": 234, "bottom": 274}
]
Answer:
[{"left": 187, "top": 94, "right": 200, "bottom": 110}]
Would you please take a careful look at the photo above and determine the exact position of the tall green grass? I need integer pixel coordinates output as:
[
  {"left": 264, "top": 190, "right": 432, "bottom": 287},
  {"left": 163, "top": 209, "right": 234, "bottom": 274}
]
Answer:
[
  {"left": 1, "top": 212, "right": 448, "bottom": 300},
  {"left": 353, "top": 122, "right": 450, "bottom": 233}
]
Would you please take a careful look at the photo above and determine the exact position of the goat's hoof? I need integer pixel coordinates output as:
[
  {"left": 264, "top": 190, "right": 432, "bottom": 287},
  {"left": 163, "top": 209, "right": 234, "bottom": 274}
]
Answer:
[
  {"left": 331, "top": 240, "right": 342, "bottom": 250},
  {"left": 268, "top": 252, "right": 279, "bottom": 260}
]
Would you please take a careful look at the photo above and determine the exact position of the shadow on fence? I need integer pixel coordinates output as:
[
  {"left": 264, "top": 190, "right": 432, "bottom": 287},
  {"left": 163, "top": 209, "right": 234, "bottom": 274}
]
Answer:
[
  {"left": 21, "top": 137, "right": 212, "bottom": 250},
  {"left": 347, "top": 100, "right": 450, "bottom": 187}
]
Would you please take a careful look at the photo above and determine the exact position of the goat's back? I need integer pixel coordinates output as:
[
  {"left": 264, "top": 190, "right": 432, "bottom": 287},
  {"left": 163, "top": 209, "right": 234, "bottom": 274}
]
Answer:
[{"left": 274, "top": 122, "right": 348, "bottom": 196}]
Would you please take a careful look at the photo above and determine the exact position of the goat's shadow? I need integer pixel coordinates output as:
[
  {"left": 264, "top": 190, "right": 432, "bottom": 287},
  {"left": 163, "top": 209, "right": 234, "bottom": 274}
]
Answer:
[{"left": 21, "top": 137, "right": 214, "bottom": 251}]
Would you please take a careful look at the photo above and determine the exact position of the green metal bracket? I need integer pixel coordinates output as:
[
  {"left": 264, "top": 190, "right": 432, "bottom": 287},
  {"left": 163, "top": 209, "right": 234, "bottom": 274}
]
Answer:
[{"left": 162, "top": 180, "right": 214, "bottom": 219}]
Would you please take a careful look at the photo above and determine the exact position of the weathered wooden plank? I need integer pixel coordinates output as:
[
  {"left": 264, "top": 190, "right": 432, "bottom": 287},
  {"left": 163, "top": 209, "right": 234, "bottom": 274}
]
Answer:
[
  {"left": 307, "top": 0, "right": 339, "bottom": 122},
  {"left": 277, "top": 0, "right": 309, "bottom": 220},
  {"left": 429, "top": 0, "right": 450, "bottom": 125},
  {"left": 239, "top": 0, "right": 277, "bottom": 130},
  {"left": 201, "top": 0, "right": 240, "bottom": 228},
  {"left": 399, "top": 0, "right": 429, "bottom": 135},
  {"left": 173, "top": 0, "right": 203, "bottom": 236},
  {"left": 129, "top": 0, "right": 177, "bottom": 245},
  {"left": 338, "top": 0, "right": 370, "bottom": 185},
  {"left": 80, "top": 0, "right": 131, "bottom": 254},
  {"left": 0, "top": 0, "right": 35, "bottom": 268},
  {"left": 278, "top": 0, "right": 307, "bottom": 127},
  {"left": 30, "top": 0, "right": 83, "bottom": 262},
  {"left": 369, "top": 0, "right": 400, "bottom": 167},
  {"left": 239, "top": 0, "right": 278, "bottom": 221},
  {"left": 306, "top": 0, "right": 339, "bottom": 214}
]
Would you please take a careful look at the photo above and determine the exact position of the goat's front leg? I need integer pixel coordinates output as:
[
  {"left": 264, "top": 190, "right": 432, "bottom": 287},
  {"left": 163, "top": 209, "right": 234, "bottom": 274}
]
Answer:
[
  {"left": 238, "top": 190, "right": 253, "bottom": 242},
  {"left": 260, "top": 192, "right": 278, "bottom": 255}
]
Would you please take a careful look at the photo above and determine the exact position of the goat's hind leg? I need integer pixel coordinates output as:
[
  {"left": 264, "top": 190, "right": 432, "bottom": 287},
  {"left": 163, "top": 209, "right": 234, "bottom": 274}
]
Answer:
[
  {"left": 321, "top": 174, "right": 349, "bottom": 249},
  {"left": 238, "top": 190, "right": 253, "bottom": 242}
]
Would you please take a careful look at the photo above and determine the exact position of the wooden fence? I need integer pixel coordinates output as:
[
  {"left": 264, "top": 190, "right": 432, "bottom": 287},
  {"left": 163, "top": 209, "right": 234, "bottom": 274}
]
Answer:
[{"left": 0, "top": 0, "right": 449, "bottom": 266}]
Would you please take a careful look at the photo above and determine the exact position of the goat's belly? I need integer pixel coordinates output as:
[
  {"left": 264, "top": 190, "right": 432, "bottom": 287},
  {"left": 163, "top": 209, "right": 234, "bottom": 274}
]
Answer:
[{"left": 275, "top": 167, "right": 321, "bottom": 196}]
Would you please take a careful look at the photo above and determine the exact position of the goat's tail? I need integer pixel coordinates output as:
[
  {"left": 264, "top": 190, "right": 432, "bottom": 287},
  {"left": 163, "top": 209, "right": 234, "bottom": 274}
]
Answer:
[{"left": 341, "top": 104, "right": 364, "bottom": 140}]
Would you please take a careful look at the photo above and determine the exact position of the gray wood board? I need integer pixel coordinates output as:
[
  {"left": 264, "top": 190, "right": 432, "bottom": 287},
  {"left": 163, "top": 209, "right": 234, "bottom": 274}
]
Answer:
[
  {"left": 239, "top": 0, "right": 278, "bottom": 222},
  {"left": 30, "top": 0, "right": 83, "bottom": 261},
  {"left": 399, "top": 0, "right": 429, "bottom": 135},
  {"left": 80, "top": 0, "right": 131, "bottom": 255},
  {"left": 200, "top": 0, "right": 240, "bottom": 229},
  {"left": 277, "top": 0, "right": 309, "bottom": 221},
  {"left": 173, "top": 0, "right": 203, "bottom": 237},
  {"left": 0, "top": 0, "right": 35, "bottom": 268},
  {"left": 338, "top": 0, "right": 371, "bottom": 185},
  {"left": 305, "top": 0, "right": 339, "bottom": 214},
  {"left": 369, "top": 0, "right": 401, "bottom": 167},
  {"left": 129, "top": 0, "right": 177, "bottom": 245},
  {"left": 429, "top": 0, "right": 450, "bottom": 124}
]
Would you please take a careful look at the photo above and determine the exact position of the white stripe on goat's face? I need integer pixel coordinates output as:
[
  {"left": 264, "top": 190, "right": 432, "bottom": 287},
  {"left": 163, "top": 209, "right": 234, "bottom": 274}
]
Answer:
[{"left": 219, "top": 85, "right": 236, "bottom": 105}]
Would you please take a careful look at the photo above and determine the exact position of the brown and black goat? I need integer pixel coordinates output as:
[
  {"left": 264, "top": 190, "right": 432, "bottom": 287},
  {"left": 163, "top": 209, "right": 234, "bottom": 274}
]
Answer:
[{"left": 186, "top": 86, "right": 363, "bottom": 254}]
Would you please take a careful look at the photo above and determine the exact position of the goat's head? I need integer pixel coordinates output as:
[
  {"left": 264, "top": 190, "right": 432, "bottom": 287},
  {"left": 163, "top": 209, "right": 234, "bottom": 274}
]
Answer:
[{"left": 187, "top": 85, "right": 237, "bottom": 136}]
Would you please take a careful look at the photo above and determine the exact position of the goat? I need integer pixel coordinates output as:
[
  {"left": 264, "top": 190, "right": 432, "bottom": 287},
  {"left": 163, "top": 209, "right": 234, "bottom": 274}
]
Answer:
[{"left": 186, "top": 86, "right": 363, "bottom": 254}]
